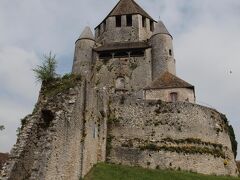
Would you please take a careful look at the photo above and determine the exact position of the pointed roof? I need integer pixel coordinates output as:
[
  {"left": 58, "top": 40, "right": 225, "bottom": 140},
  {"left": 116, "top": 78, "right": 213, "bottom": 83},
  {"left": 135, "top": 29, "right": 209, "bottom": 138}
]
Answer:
[
  {"left": 95, "top": 0, "right": 156, "bottom": 29},
  {"left": 77, "top": 26, "right": 94, "bottom": 42},
  {"left": 152, "top": 21, "right": 172, "bottom": 38},
  {"left": 144, "top": 72, "right": 194, "bottom": 90},
  {"left": 109, "top": 0, "right": 154, "bottom": 20}
]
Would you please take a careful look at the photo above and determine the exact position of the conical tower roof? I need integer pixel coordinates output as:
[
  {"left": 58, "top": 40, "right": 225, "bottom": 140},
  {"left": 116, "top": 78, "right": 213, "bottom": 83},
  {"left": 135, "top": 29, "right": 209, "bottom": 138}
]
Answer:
[
  {"left": 152, "top": 21, "right": 172, "bottom": 38},
  {"left": 77, "top": 26, "right": 94, "bottom": 41}
]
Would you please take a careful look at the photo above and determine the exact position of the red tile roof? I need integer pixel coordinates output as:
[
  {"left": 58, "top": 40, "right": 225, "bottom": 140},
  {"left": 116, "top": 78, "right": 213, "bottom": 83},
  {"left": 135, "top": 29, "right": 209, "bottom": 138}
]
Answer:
[{"left": 144, "top": 72, "right": 194, "bottom": 90}]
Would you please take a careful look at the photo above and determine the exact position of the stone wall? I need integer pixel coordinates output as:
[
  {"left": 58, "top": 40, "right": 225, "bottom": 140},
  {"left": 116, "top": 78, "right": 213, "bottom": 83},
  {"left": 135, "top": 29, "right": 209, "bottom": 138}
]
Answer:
[
  {"left": 95, "top": 15, "right": 153, "bottom": 44},
  {"left": 0, "top": 80, "right": 107, "bottom": 180},
  {"left": 94, "top": 48, "right": 152, "bottom": 93},
  {"left": 106, "top": 97, "right": 239, "bottom": 176},
  {"left": 144, "top": 88, "right": 195, "bottom": 103}
]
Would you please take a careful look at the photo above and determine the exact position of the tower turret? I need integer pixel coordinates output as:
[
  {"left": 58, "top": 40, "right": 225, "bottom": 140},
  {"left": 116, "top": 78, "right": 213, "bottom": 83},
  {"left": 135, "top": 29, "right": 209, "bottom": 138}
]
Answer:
[
  {"left": 72, "top": 26, "right": 95, "bottom": 78},
  {"left": 150, "top": 21, "right": 176, "bottom": 81}
]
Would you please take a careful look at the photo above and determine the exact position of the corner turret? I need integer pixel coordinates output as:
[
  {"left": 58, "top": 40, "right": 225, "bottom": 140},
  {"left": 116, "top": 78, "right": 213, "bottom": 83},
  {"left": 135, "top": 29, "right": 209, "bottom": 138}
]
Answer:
[
  {"left": 72, "top": 27, "right": 95, "bottom": 79},
  {"left": 150, "top": 21, "right": 176, "bottom": 81}
]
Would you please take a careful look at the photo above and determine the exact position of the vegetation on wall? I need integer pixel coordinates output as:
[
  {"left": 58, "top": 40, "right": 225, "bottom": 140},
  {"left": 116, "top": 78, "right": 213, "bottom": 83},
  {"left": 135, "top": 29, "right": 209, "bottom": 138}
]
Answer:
[
  {"left": 0, "top": 125, "right": 5, "bottom": 131},
  {"left": 33, "top": 52, "right": 58, "bottom": 83},
  {"left": 221, "top": 114, "right": 238, "bottom": 159},
  {"left": 43, "top": 73, "right": 81, "bottom": 97},
  {"left": 139, "top": 144, "right": 225, "bottom": 158},
  {"left": 228, "top": 124, "right": 238, "bottom": 159}
]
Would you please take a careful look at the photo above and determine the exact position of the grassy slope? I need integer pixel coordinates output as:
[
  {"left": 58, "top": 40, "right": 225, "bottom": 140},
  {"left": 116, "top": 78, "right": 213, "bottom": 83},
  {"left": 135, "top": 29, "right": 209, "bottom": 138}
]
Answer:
[{"left": 84, "top": 163, "right": 239, "bottom": 180}]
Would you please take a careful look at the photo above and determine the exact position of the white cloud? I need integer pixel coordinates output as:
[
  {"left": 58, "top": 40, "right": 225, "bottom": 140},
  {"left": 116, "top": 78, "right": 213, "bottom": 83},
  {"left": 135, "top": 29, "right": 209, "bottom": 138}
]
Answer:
[{"left": 0, "top": 47, "right": 40, "bottom": 152}]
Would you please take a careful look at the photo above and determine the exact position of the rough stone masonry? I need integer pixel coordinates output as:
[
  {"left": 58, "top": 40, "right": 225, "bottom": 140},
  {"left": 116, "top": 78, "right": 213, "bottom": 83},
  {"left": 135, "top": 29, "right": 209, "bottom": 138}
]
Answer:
[{"left": 1, "top": 0, "right": 238, "bottom": 179}]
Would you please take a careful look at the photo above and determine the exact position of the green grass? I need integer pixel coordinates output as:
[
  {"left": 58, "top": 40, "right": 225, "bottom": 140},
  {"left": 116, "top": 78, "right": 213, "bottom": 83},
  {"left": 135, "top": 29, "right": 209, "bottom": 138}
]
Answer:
[{"left": 84, "top": 163, "right": 239, "bottom": 180}]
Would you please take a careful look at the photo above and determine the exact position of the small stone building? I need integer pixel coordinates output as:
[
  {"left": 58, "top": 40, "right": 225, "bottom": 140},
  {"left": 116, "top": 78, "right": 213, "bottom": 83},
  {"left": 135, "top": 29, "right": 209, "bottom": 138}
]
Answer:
[{"left": 144, "top": 72, "right": 196, "bottom": 103}]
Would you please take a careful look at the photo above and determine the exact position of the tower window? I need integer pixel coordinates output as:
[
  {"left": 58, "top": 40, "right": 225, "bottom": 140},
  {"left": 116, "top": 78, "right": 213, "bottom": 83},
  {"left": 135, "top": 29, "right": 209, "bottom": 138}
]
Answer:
[
  {"left": 142, "top": 16, "right": 146, "bottom": 27},
  {"left": 103, "top": 20, "right": 106, "bottom": 31},
  {"left": 116, "top": 16, "right": 121, "bottom": 27},
  {"left": 170, "top": 92, "right": 178, "bottom": 102},
  {"left": 126, "top": 15, "right": 132, "bottom": 26},
  {"left": 150, "top": 20, "right": 154, "bottom": 31},
  {"left": 169, "top": 49, "right": 172, "bottom": 56},
  {"left": 115, "top": 77, "right": 125, "bottom": 90}
]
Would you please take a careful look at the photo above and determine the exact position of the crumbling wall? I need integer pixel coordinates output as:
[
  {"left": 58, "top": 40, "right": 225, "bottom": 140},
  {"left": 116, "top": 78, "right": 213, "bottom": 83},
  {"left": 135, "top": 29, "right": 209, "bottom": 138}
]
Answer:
[
  {"left": 0, "top": 80, "right": 107, "bottom": 180},
  {"left": 106, "top": 97, "right": 239, "bottom": 176}
]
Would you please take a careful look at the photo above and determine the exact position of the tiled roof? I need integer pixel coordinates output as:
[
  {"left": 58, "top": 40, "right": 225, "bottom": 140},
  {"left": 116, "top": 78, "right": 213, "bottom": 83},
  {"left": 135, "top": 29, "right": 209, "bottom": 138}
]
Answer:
[
  {"left": 95, "top": 0, "right": 155, "bottom": 29},
  {"left": 144, "top": 72, "right": 194, "bottom": 90},
  {"left": 77, "top": 27, "right": 94, "bottom": 41},
  {"left": 109, "top": 0, "right": 154, "bottom": 20},
  {"left": 152, "top": 21, "right": 172, "bottom": 38},
  {"left": 94, "top": 41, "right": 150, "bottom": 52}
]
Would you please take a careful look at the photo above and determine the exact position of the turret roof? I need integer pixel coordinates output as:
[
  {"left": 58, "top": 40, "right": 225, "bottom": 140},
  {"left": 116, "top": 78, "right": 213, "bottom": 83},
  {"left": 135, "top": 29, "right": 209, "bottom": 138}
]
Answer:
[
  {"left": 152, "top": 21, "right": 172, "bottom": 38},
  {"left": 95, "top": 0, "right": 156, "bottom": 29},
  {"left": 109, "top": 0, "right": 154, "bottom": 20},
  {"left": 77, "top": 26, "right": 94, "bottom": 41},
  {"left": 144, "top": 72, "right": 194, "bottom": 90}
]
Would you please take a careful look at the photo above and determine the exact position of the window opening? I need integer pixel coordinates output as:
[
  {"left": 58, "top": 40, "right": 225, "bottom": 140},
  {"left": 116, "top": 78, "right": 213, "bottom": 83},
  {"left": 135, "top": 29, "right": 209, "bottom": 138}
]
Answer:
[
  {"left": 150, "top": 20, "right": 154, "bottom": 31},
  {"left": 170, "top": 92, "right": 178, "bottom": 102},
  {"left": 116, "top": 16, "right": 121, "bottom": 27},
  {"left": 103, "top": 20, "right": 106, "bottom": 31},
  {"left": 126, "top": 15, "right": 132, "bottom": 26},
  {"left": 142, "top": 16, "right": 146, "bottom": 27},
  {"left": 169, "top": 49, "right": 172, "bottom": 56}
]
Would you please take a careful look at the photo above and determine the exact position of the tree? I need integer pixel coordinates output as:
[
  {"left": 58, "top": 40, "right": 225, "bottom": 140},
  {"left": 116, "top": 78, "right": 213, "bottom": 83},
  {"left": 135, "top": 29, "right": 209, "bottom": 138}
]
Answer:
[
  {"left": 0, "top": 125, "right": 5, "bottom": 131},
  {"left": 33, "top": 52, "right": 57, "bottom": 83}
]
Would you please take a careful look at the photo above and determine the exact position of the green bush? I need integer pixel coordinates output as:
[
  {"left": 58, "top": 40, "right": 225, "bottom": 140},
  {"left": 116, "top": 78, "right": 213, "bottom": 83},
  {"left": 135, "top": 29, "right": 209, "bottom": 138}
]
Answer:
[{"left": 33, "top": 52, "right": 57, "bottom": 83}]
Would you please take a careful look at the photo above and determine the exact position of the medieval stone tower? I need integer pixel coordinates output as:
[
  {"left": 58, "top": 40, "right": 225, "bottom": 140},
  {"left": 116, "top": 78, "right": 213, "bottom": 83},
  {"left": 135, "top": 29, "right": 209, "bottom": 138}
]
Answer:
[{"left": 1, "top": 0, "right": 238, "bottom": 179}]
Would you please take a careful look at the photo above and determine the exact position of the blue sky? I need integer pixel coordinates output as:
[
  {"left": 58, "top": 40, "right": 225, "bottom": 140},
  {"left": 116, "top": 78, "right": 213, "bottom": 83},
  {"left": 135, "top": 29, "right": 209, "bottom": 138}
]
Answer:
[{"left": 0, "top": 0, "right": 240, "bottom": 160}]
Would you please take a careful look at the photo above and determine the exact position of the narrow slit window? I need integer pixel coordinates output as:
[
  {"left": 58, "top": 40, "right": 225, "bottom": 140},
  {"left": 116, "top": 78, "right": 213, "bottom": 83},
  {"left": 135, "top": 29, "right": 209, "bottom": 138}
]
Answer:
[
  {"left": 169, "top": 49, "right": 172, "bottom": 56},
  {"left": 142, "top": 16, "right": 146, "bottom": 27},
  {"left": 116, "top": 16, "right": 121, "bottom": 27},
  {"left": 150, "top": 20, "right": 154, "bottom": 31},
  {"left": 126, "top": 15, "right": 132, "bottom": 26}
]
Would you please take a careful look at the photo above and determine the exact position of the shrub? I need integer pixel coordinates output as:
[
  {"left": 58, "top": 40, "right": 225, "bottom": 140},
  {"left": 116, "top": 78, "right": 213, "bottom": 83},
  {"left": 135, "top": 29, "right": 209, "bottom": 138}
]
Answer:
[{"left": 33, "top": 52, "right": 57, "bottom": 83}]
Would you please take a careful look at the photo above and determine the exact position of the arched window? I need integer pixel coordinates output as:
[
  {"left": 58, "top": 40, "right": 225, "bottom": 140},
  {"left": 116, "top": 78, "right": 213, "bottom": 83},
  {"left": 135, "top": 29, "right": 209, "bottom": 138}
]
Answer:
[
  {"left": 115, "top": 77, "right": 125, "bottom": 89},
  {"left": 170, "top": 92, "right": 178, "bottom": 102}
]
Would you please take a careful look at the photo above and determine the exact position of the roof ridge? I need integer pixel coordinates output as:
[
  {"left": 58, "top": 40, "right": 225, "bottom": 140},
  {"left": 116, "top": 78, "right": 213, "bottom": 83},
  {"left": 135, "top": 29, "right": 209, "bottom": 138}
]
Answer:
[{"left": 144, "top": 72, "right": 194, "bottom": 90}]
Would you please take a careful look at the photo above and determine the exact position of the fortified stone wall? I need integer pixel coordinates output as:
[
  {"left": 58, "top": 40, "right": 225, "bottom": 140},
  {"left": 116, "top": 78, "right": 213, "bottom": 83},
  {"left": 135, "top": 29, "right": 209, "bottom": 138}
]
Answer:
[
  {"left": 0, "top": 80, "right": 107, "bottom": 180},
  {"left": 144, "top": 88, "right": 195, "bottom": 103},
  {"left": 94, "top": 49, "right": 152, "bottom": 92},
  {"left": 95, "top": 15, "right": 153, "bottom": 44},
  {"left": 106, "top": 97, "right": 239, "bottom": 176}
]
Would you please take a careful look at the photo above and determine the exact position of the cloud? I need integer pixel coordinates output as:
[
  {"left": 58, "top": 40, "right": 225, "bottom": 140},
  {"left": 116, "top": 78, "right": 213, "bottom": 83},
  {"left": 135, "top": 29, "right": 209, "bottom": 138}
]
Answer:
[{"left": 0, "top": 47, "right": 40, "bottom": 152}]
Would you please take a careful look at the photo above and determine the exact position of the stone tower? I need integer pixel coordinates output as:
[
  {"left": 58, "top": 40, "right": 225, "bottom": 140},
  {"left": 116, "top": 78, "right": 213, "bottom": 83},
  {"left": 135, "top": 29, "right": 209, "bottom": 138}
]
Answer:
[
  {"left": 72, "top": 26, "right": 95, "bottom": 80},
  {"left": 150, "top": 21, "right": 176, "bottom": 80},
  {"left": 1, "top": 0, "right": 238, "bottom": 179}
]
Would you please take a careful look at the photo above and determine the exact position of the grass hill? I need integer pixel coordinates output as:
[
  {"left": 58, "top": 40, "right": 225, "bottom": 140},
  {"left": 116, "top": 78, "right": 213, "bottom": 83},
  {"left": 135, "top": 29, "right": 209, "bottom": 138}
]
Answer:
[{"left": 84, "top": 163, "right": 239, "bottom": 180}]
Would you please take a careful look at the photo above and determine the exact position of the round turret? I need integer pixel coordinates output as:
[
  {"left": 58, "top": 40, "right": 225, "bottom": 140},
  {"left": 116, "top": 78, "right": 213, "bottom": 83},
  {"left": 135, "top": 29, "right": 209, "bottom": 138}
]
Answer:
[
  {"left": 150, "top": 21, "right": 176, "bottom": 81},
  {"left": 72, "top": 26, "right": 95, "bottom": 78}
]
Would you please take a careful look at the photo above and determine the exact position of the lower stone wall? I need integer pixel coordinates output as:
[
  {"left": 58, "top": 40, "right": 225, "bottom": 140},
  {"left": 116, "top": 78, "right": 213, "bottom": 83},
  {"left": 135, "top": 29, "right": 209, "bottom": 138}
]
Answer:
[
  {"left": 0, "top": 82, "right": 107, "bottom": 180},
  {"left": 106, "top": 98, "right": 239, "bottom": 176}
]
